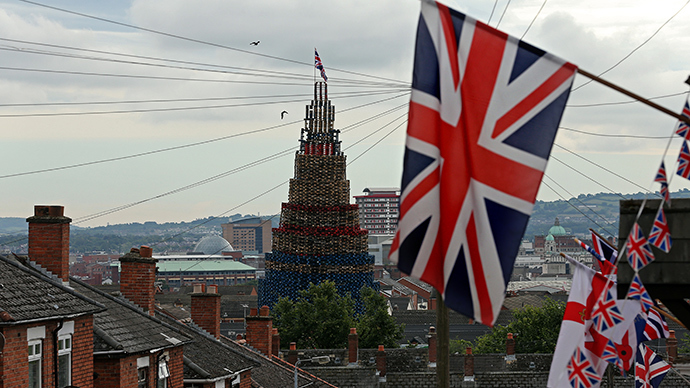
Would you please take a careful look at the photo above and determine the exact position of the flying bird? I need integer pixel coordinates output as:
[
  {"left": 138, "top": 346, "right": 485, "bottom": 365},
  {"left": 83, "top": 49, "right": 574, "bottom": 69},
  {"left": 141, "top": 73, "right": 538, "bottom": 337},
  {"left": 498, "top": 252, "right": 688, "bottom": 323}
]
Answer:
[
  {"left": 281, "top": 110, "right": 288, "bottom": 119},
  {"left": 250, "top": 41, "right": 260, "bottom": 46}
]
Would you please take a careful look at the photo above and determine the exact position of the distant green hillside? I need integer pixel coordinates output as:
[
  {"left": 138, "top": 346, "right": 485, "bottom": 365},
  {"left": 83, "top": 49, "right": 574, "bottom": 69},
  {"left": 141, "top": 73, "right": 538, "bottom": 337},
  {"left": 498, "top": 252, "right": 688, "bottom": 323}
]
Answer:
[{"left": 524, "top": 189, "right": 690, "bottom": 239}]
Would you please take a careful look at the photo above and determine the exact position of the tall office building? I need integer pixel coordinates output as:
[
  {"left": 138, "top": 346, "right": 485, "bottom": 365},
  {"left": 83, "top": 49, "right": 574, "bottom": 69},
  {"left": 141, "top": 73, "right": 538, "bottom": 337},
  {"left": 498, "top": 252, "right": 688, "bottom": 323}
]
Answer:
[
  {"left": 353, "top": 188, "right": 400, "bottom": 235},
  {"left": 221, "top": 217, "right": 272, "bottom": 254},
  {"left": 258, "top": 82, "right": 376, "bottom": 312}
]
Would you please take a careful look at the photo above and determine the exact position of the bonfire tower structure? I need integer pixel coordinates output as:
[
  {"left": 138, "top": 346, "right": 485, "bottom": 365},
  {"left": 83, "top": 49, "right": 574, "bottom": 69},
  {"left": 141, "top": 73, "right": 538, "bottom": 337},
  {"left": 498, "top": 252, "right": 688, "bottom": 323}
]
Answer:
[{"left": 258, "top": 82, "right": 376, "bottom": 312}]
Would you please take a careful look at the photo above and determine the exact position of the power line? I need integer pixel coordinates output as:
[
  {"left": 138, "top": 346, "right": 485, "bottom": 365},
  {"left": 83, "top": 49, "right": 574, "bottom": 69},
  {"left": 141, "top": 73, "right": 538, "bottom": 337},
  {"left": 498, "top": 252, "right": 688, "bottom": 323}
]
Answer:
[
  {"left": 487, "top": 0, "right": 499, "bottom": 24},
  {"left": 572, "top": 0, "right": 690, "bottom": 92},
  {"left": 559, "top": 126, "right": 675, "bottom": 140},
  {"left": 552, "top": 143, "right": 654, "bottom": 194},
  {"left": 520, "top": 0, "right": 548, "bottom": 40},
  {"left": 496, "top": 0, "right": 512, "bottom": 28},
  {"left": 540, "top": 176, "right": 616, "bottom": 236},
  {"left": 0, "top": 91, "right": 410, "bottom": 179},
  {"left": 69, "top": 101, "right": 410, "bottom": 224},
  {"left": 0, "top": 37, "right": 409, "bottom": 88},
  {"left": 549, "top": 155, "right": 629, "bottom": 201},
  {"left": 0, "top": 45, "right": 407, "bottom": 89},
  {"left": 122, "top": 112, "right": 410, "bottom": 245},
  {"left": 0, "top": 89, "right": 409, "bottom": 118},
  {"left": 17, "top": 0, "right": 408, "bottom": 85},
  {"left": 0, "top": 89, "right": 403, "bottom": 108},
  {"left": 0, "top": 65, "right": 404, "bottom": 90},
  {"left": 566, "top": 91, "right": 689, "bottom": 108}
]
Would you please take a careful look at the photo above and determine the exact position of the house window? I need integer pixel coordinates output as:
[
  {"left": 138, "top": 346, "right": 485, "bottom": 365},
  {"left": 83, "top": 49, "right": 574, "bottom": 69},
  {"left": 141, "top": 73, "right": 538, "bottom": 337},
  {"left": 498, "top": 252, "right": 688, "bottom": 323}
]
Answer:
[
  {"left": 137, "top": 367, "right": 149, "bottom": 388},
  {"left": 138, "top": 356, "right": 150, "bottom": 388},
  {"left": 158, "top": 358, "right": 170, "bottom": 388},
  {"left": 28, "top": 339, "right": 42, "bottom": 388},
  {"left": 57, "top": 334, "right": 72, "bottom": 388}
]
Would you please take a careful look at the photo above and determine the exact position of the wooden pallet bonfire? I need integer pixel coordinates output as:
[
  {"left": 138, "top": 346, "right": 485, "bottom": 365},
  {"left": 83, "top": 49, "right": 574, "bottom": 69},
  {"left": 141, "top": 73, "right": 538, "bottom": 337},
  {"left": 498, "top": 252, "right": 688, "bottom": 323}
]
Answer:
[{"left": 258, "top": 82, "right": 376, "bottom": 313}]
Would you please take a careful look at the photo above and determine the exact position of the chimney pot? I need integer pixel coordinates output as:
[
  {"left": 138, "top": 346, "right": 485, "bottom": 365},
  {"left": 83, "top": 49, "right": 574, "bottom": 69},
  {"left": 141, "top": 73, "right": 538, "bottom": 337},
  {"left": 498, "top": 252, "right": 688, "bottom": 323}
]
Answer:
[
  {"left": 139, "top": 245, "right": 153, "bottom": 258},
  {"left": 259, "top": 305, "right": 270, "bottom": 317},
  {"left": 290, "top": 342, "right": 296, "bottom": 351},
  {"left": 207, "top": 284, "right": 218, "bottom": 294},
  {"left": 350, "top": 328, "right": 357, "bottom": 335},
  {"left": 193, "top": 283, "right": 205, "bottom": 294},
  {"left": 249, "top": 307, "right": 258, "bottom": 316}
]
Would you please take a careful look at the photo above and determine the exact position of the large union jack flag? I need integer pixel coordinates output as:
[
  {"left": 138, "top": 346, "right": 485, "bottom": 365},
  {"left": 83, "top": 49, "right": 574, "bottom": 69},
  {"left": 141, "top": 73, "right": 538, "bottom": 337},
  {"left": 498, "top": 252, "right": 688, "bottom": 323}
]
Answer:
[
  {"left": 626, "top": 223, "right": 655, "bottom": 271},
  {"left": 388, "top": 1, "right": 576, "bottom": 326},
  {"left": 648, "top": 206, "right": 671, "bottom": 253},
  {"left": 635, "top": 344, "right": 671, "bottom": 388}
]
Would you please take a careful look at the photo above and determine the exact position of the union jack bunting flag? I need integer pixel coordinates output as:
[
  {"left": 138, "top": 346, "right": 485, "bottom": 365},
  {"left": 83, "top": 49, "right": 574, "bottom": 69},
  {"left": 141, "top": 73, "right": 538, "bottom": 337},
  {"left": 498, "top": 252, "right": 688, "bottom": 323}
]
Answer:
[
  {"left": 590, "top": 229, "right": 617, "bottom": 265},
  {"left": 626, "top": 223, "right": 655, "bottom": 271},
  {"left": 627, "top": 274, "right": 654, "bottom": 312},
  {"left": 648, "top": 206, "right": 671, "bottom": 253},
  {"left": 567, "top": 347, "right": 601, "bottom": 388},
  {"left": 643, "top": 307, "right": 670, "bottom": 341},
  {"left": 654, "top": 162, "right": 670, "bottom": 204},
  {"left": 389, "top": 0, "right": 576, "bottom": 326},
  {"left": 677, "top": 140, "right": 690, "bottom": 179},
  {"left": 635, "top": 344, "right": 670, "bottom": 388},
  {"left": 601, "top": 339, "right": 623, "bottom": 370},
  {"left": 675, "top": 100, "right": 690, "bottom": 140},
  {"left": 591, "top": 288, "right": 624, "bottom": 332},
  {"left": 314, "top": 48, "right": 327, "bottom": 82}
]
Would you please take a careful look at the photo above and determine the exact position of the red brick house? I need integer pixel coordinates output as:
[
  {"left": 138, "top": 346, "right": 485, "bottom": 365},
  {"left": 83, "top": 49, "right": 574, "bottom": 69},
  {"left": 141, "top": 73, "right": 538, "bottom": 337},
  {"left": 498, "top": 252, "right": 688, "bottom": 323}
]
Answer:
[{"left": 0, "top": 253, "right": 104, "bottom": 388}]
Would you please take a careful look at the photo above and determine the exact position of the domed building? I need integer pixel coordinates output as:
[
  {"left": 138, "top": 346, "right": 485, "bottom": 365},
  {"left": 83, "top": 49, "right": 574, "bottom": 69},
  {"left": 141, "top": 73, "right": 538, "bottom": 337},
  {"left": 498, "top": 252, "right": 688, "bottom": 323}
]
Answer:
[
  {"left": 534, "top": 218, "right": 580, "bottom": 255},
  {"left": 547, "top": 218, "right": 567, "bottom": 237},
  {"left": 193, "top": 235, "right": 234, "bottom": 255}
]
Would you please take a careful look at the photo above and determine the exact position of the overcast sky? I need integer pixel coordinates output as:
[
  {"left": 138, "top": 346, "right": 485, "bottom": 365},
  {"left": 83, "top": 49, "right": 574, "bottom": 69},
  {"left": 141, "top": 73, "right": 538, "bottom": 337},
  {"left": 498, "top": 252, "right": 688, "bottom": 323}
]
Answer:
[{"left": 1, "top": 0, "right": 690, "bottom": 227}]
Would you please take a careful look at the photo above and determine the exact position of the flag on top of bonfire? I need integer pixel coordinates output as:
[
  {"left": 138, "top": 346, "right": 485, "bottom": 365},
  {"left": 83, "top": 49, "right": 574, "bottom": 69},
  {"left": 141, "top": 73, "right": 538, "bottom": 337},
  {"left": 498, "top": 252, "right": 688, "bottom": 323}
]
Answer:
[
  {"left": 389, "top": 0, "right": 576, "bottom": 326},
  {"left": 314, "top": 48, "right": 328, "bottom": 82}
]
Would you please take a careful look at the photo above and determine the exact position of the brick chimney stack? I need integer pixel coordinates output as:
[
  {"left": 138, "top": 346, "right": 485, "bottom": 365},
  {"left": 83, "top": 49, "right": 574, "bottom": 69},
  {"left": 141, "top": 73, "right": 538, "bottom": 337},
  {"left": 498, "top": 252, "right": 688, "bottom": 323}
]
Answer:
[
  {"left": 191, "top": 284, "right": 221, "bottom": 339},
  {"left": 119, "top": 246, "right": 158, "bottom": 316},
  {"left": 245, "top": 306, "right": 273, "bottom": 356},
  {"left": 348, "top": 327, "right": 358, "bottom": 364},
  {"left": 27, "top": 205, "right": 72, "bottom": 282}
]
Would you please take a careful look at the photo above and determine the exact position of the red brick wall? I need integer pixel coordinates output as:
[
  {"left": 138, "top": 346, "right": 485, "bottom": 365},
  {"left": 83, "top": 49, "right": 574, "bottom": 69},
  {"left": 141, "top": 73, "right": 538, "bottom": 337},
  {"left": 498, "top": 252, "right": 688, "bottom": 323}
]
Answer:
[
  {"left": 93, "top": 358, "right": 122, "bottom": 388},
  {"left": 239, "top": 369, "right": 252, "bottom": 388},
  {"left": 71, "top": 315, "right": 95, "bottom": 388},
  {"left": 167, "top": 346, "right": 184, "bottom": 388},
  {"left": 28, "top": 216, "right": 70, "bottom": 282},
  {"left": 245, "top": 306, "right": 272, "bottom": 356},
  {"left": 120, "top": 260, "right": 157, "bottom": 316},
  {"left": 0, "top": 325, "right": 29, "bottom": 388},
  {"left": 191, "top": 293, "right": 221, "bottom": 339}
]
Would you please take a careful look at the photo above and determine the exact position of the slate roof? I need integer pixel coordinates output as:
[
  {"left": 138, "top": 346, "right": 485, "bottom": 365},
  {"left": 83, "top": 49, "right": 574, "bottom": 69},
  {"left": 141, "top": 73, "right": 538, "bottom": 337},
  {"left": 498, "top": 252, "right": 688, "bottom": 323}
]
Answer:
[
  {"left": 398, "top": 276, "right": 433, "bottom": 293},
  {"left": 390, "top": 297, "right": 412, "bottom": 311},
  {"left": 0, "top": 254, "right": 104, "bottom": 325},
  {"left": 218, "top": 336, "right": 337, "bottom": 388},
  {"left": 70, "top": 279, "right": 193, "bottom": 355},
  {"left": 154, "top": 309, "right": 260, "bottom": 381}
]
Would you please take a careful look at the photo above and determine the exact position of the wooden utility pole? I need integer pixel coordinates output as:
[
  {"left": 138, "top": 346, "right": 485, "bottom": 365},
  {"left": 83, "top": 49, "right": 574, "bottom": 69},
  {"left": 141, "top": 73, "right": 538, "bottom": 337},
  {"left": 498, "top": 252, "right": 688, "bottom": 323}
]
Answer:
[{"left": 436, "top": 289, "right": 450, "bottom": 388}]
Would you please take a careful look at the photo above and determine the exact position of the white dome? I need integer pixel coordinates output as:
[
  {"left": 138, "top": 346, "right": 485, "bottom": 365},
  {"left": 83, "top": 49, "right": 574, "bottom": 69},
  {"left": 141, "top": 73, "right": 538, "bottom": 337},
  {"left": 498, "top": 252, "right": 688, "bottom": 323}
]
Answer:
[{"left": 193, "top": 235, "right": 233, "bottom": 255}]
